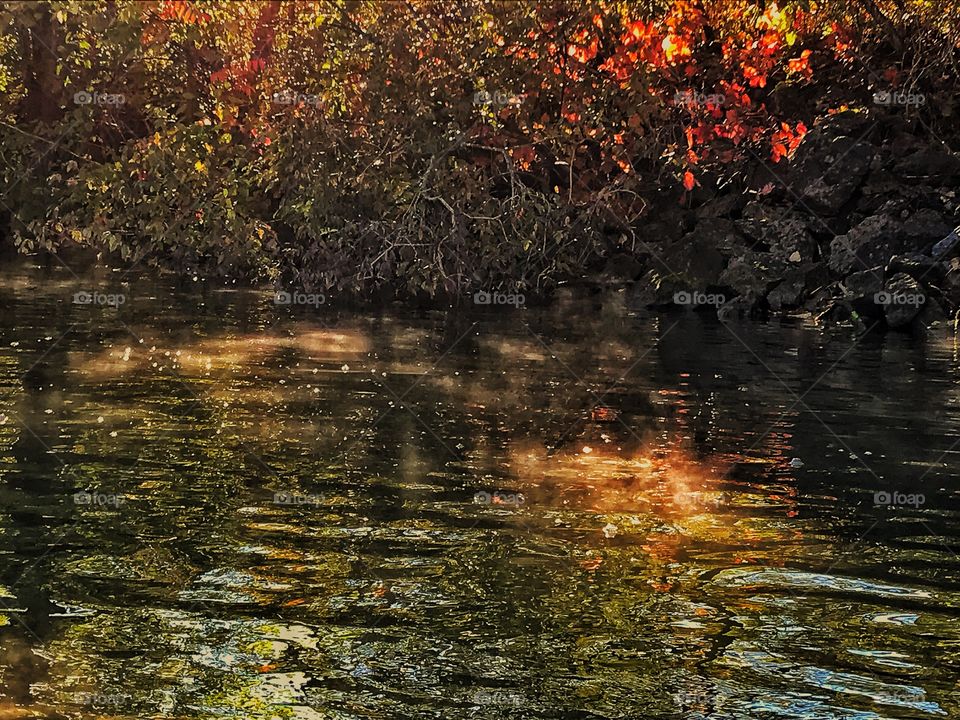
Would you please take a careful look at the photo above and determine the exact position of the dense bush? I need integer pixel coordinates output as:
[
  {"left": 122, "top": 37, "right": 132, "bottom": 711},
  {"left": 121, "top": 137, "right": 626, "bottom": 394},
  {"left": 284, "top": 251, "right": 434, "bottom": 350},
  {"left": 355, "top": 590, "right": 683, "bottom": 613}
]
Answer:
[{"left": 0, "top": 0, "right": 957, "bottom": 295}]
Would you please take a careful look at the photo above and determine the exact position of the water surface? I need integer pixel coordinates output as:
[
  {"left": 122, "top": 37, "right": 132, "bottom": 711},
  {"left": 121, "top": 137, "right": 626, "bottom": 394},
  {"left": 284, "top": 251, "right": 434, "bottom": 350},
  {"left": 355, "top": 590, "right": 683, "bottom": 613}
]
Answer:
[{"left": 0, "top": 262, "right": 959, "bottom": 719}]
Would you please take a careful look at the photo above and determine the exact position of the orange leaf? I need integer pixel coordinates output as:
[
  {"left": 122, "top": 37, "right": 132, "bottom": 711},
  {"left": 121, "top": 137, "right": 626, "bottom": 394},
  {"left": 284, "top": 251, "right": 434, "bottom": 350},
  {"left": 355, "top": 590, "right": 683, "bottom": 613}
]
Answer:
[{"left": 682, "top": 170, "right": 696, "bottom": 191}]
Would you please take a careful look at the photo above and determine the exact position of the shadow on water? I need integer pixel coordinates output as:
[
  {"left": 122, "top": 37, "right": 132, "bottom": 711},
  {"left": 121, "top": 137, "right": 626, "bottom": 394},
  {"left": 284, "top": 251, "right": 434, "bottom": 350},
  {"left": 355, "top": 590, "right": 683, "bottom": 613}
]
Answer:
[{"left": 0, "top": 261, "right": 958, "bottom": 719}]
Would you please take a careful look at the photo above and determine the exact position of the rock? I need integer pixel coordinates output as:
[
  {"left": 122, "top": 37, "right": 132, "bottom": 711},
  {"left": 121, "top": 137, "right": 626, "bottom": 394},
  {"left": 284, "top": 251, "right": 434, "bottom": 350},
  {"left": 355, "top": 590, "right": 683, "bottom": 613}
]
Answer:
[
  {"left": 903, "top": 209, "right": 953, "bottom": 246},
  {"left": 808, "top": 281, "right": 848, "bottom": 320},
  {"left": 790, "top": 129, "right": 875, "bottom": 215},
  {"left": 878, "top": 273, "right": 925, "bottom": 329},
  {"left": 842, "top": 266, "right": 885, "bottom": 319},
  {"left": 932, "top": 226, "right": 960, "bottom": 260},
  {"left": 719, "top": 251, "right": 788, "bottom": 297},
  {"left": 694, "top": 193, "right": 747, "bottom": 220},
  {"left": 887, "top": 132, "right": 927, "bottom": 159},
  {"left": 885, "top": 253, "right": 945, "bottom": 285},
  {"left": 662, "top": 235, "right": 727, "bottom": 286},
  {"left": 686, "top": 219, "right": 749, "bottom": 258},
  {"left": 717, "top": 296, "right": 758, "bottom": 321},
  {"left": 843, "top": 266, "right": 884, "bottom": 297},
  {"left": 827, "top": 214, "right": 915, "bottom": 276},
  {"left": 857, "top": 174, "right": 943, "bottom": 215},
  {"left": 736, "top": 202, "right": 819, "bottom": 260},
  {"left": 631, "top": 269, "right": 688, "bottom": 308},
  {"left": 764, "top": 261, "right": 830, "bottom": 313},
  {"left": 815, "top": 298, "right": 855, "bottom": 325},
  {"left": 894, "top": 148, "right": 960, "bottom": 183},
  {"left": 804, "top": 262, "right": 832, "bottom": 292},
  {"left": 767, "top": 268, "right": 807, "bottom": 310}
]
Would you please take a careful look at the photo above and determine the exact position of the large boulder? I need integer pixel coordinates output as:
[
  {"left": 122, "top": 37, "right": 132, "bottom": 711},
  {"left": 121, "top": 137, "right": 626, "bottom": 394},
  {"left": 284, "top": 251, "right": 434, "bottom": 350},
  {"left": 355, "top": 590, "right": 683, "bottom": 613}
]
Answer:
[
  {"left": 767, "top": 262, "right": 829, "bottom": 311},
  {"left": 828, "top": 214, "right": 907, "bottom": 275},
  {"left": 789, "top": 127, "right": 875, "bottom": 215},
  {"left": 826, "top": 210, "right": 946, "bottom": 276},
  {"left": 719, "top": 251, "right": 790, "bottom": 298},
  {"left": 736, "top": 202, "right": 819, "bottom": 261}
]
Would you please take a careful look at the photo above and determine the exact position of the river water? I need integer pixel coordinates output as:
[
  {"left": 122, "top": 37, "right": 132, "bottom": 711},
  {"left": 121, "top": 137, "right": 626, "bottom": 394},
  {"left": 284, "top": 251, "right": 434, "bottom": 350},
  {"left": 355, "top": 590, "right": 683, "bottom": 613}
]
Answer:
[{"left": 0, "top": 261, "right": 958, "bottom": 719}]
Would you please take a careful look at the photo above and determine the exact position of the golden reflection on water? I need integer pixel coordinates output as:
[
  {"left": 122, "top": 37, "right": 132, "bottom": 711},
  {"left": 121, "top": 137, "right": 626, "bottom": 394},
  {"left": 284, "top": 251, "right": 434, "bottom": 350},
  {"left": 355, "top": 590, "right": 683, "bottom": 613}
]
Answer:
[
  {"left": 76, "top": 326, "right": 373, "bottom": 381},
  {"left": 509, "top": 441, "right": 730, "bottom": 515}
]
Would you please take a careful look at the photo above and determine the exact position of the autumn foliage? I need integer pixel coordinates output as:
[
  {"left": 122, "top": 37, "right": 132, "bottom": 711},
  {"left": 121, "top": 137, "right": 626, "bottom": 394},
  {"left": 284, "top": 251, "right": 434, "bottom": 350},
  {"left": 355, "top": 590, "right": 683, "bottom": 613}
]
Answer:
[{"left": 0, "top": 0, "right": 957, "bottom": 294}]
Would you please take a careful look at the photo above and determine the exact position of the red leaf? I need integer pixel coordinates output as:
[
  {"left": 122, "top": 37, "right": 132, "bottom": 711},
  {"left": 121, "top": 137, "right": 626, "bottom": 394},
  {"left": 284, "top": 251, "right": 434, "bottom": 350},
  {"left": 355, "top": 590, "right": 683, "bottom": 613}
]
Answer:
[{"left": 682, "top": 171, "right": 696, "bottom": 191}]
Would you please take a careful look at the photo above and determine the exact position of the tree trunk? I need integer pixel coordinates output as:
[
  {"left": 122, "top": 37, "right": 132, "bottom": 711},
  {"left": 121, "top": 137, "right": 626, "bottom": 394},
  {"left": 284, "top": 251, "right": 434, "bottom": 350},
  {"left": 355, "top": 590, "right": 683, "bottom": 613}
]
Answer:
[{"left": 17, "top": 5, "right": 63, "bottom": 124}]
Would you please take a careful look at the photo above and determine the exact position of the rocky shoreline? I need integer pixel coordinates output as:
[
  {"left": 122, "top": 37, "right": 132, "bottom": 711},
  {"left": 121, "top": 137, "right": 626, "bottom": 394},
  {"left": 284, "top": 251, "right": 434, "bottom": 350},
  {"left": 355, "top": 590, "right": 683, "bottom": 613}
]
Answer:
[{"left": 603, "top": 111, "right": 960, "bottom": 332}]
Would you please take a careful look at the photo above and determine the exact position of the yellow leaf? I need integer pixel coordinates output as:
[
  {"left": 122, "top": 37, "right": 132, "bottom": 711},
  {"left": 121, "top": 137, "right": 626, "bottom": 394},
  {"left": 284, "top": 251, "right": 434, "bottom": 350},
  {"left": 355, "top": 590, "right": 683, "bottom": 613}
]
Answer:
[{"left": 194, "top": 160, "right": 206, "bottom": 173}]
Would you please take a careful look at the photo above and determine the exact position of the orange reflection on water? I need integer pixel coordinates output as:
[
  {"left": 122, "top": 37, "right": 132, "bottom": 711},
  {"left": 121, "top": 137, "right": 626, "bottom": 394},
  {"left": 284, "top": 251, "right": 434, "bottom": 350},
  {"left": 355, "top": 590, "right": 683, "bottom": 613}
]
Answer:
[{"left": 508, "top": 441, "right": 730, "bottom": 516}]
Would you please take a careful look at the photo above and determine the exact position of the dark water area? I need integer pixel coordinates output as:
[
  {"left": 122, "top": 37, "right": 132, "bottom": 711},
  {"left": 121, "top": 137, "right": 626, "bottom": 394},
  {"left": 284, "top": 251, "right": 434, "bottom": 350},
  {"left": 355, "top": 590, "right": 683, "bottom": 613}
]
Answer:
[{"left": 0, "top": 260, "right": 958, "bottom": 719}]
